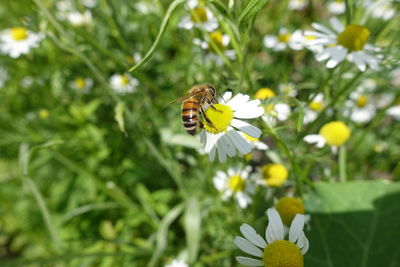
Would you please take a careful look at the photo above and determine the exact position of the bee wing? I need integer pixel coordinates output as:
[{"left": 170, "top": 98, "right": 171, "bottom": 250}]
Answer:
[{"left": 162, "top": 91, "right": 204, "bottom": 109}]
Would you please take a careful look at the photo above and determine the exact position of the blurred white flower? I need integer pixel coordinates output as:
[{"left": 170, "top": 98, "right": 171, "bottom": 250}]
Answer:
[
  {"left": 327, "top": 0, "right": 345, "bottom": 14},
  {"left": 304, "top": 93, "right": 324, "bottom": 124},
  {"left": 387, "top": 106, "right": 400, "bottom": 120},
  {"left": 69, "top": 77, "right": 93, "bottom": 93},
  {"left": 165, "top": 259, "right": 188, "bottom": 267},
  {"left": 263, "top": 28, "right": 305, "bottom": 51},
  {"left": 369, "top": 1, "right": 395, "bottom": 20},
  {"left": 67, "top": 10, "right": 93, "bottom": 26},
  {"left": 279, "top": 83, "right": 297, "bottom": 97},
  {"left": 305, "top": 17, "right": 381, "bottom": 71},
  {"left": 199, "top": 91, "right": 264, "bottom": 162},
  {"left": 288, "top": 0, "right": 307, "bottom": 10},
  {"left": 0, "top": 67, "right": 9, "bottom": 87},
  {"left": 82, "top": 0, "right": 97, "bottom": 8},
  {"left": 213, "top": 166, "right": 254, "bottom": 208},
  {"left": 178, "top": 0, "right": 218, "bottom": 32},
  {"left": 234, "top": 208, "right": 309, "bottom": 266},
  {"left": 262, "top": 103, "right": 291, "bottom": 127},
  {"left": 0, "top": 27, "right": 44, "bottom": 58},
  {"left": 110, "top": 73, "right": 139, "bottom": 94}
]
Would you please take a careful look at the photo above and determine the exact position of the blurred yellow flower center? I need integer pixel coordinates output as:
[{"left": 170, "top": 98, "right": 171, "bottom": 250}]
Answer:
[
  {"left": 305, "top": 35, "right": 316, "bottom": 41},
  {"left": 263, "top": 240, "right": 304, "bottom": 267},
  {"left": 74, "top": 78, "right": 86, "bottom": 89},
  {"left": 120, "top": 74, "right": 129, "bottom": 85},
  {"left": 319, "top": 121, "right": 351, "bottom": 146},
  {"left": 309, "top": 101, "right": 323, "bottom": 112},
  {"left": 242, "top": 133, "right": 259, "bottom": 142},
  {"left": 38, "top": 109, "right": 49, "bottom": 119},
  {"left": 356, "top": 95, "right": 368, "bottom": 108},
  {"left": 204, "top": 104, "right": 233, "bottom": 133},
  {"left": 208, "top": 31, "right": 225, "bottom": 52},
  {"left": 261, "top": 163, "right": 288, "bottom": 187},
  {"left": 275, "top": 197, "right": 305, "bottom": 226},
  {"left": 190, "top": 7, "right": 208, "bottom": 23},
  {"left": 228, "top": 175, "right": 246, "bottom": 192},
  {"left": 264, "top": 104, "right": 275, "bottom": 114},
  {"left": 337, "top": 25, "right": 370, "bottom": 51},
  {"left": 255, "top": 88, "right": 276, "bottom": 100},
  {"left": 10, "top": 27, "right": 28, "bottom": 41},
  {"left": 278, "top": 33, "right": 291, "bottom": 43}
]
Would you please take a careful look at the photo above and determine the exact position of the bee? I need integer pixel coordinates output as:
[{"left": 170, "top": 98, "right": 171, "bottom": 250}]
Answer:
[{"left": 166, "top": 84, "right": 219, "bottom": 136}]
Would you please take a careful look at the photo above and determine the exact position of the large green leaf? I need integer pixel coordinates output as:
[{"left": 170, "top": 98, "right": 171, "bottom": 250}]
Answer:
[{"left": 304, "top": 181, "right": 400, "bottom": 267}]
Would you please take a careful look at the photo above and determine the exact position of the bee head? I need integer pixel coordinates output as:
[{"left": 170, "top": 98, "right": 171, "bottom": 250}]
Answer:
[{"left": 207, "top": 84, "right": 216, "bottom": 96}]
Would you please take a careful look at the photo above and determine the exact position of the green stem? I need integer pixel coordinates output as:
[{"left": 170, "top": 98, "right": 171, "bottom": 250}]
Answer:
[
  {"left": 344, "top": 0, "right": 351, "bottom": 24},
  {"left": 339, "top": 145, "right": 347, "bottom": 182}
]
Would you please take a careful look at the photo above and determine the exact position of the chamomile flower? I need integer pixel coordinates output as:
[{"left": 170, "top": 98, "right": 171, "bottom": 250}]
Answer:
[
  {"left": 0, "top": 67, "right": 8, "bottom": 87},
  {"left": 344, "top": 88, "right": 376, "bottom": 123},
  {"left": 304, "top": 121, "right": 351, "bottom": 148},
  {"left": 0, "top": 27, "right": 44, "bottom": 58},
  {"left": 369, "top": 1, "right": 396, "bottom": 20},
  {"left": 288, "top": 0, "right": 307, "bottom": 10},
  {"left": 69, "top": 77, "right": 93, "bottom": 93},
  {"left": 327, "top": 0, "right": 345, "bottom": 14},
  {"left": 178, "top": 0, "right": 218, "bottom": 32},
  {"left": 305, "top": 17, "right": 381, "bottom": 71},
  {"left": 199, "top": 91, "right": 264, "bottom": 163},
  {"left": 234, "top": 208, "right": 309, "bottom": 266},
  {"left": 279, "top": 83, "right": 297, "bottom": 97},
  {"left": 110, "top": 73, "right": 139, "bottom": 94},
  {"left": 387, "top": 100, "right": 400, "bottom": 120},
  {"left": 254, "top": 163, "right": 289, "bottom": 187},
  {"left": 262, "top": 103, "right": 291, "bottom": 127},
  {"left": 304, "top": 93, "right": 324, "bottom": 124},
  {"left": 193, "top": 30, "right": 236, "bottom": 64},
  {"left": 67, "top": 10, "right": 93, "bottom": 26},
  {"left": 38, "top": 109, "right": 49, "bottom": 120},
  {"left": 254, "top": 88, "right": 276, "bottom": 100},
  {"left": 263, "top": 28, "right": 304, "bottom": 51},
  {"left": 165, "top": 259, "right": 188, "bottom": 267},
  {"left": 213, "top": 166, "right": 254, "bottom": 208}
]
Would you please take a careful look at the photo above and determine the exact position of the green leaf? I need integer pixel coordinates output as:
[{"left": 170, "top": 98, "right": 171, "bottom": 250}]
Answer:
[
  {"left": 304, "top": 181, "right": 400, "bottom": 267},
  {"left": 184, "top": 197, "right": 201, "bottom": 263},
  {"left": 237, "top": 0, "right": 270, "bottom": 32},
  {"left": 297, "top": 105, "right": 304, "bottom": 133},
  {"left": 128, "top": 0, "right": 185, "bottom": 72},
  {"left": 114, "top": 101, "right": 127, "bottom": 135}
]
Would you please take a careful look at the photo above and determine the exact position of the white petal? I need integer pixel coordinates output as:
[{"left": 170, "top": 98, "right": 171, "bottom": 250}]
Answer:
[
  {"left": 296, "top": 231, "right": 306, "bottom": 249},
  {"left": 220, "top": 91, "right": 232, "bottom": 103},
  {"left": 266, "top": 208, "right": 284, "bottom": 241},
  {"left": 209, "top": 146, "right": 216, "bottom": 161},
  {"left": 240, "top": 224, "right": 267, "bottom": 248},
  {"left": 301, "top": 236, "right": 309, "bottom": 254},
  {"left": 289, "top": 214, "right": 305, "bottom": 243},
  {"left": 220, "top": 134, "right": 236, "bottom": 157},
  {"left": 350, "top": 52, "right": 366, "bottom": 72},
  {"left": 312, "top": 22, "right": 336, "bottom": 36},
  {"left": 329, "top": 17, "right": 344, "bottom": 33},
  {"left": 231, "top": 119, "right": 262, "bottom": 138},
  {"left": 304, "top": 134, "right": 325, "bottom": 148},
  {"left": 236, "top": 256, "right": 264, "bottom": 266},
  {"left": 234, "top": 237, "right": 263, "bottom": 257},
  {"left": 227, "top": 93, "right": 250, "bottom": 108},
  {"left": 227, "top": 129, "right": 252, "bottom": 154},
  {"left": 326, "top": 46, "right": 347, "bottom": 68},
  {"left": 216, "top": 137, "right": 228, "bottom": 163}
]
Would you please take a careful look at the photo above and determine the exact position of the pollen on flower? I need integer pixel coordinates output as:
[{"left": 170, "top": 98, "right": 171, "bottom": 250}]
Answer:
[
  {"left": 228, "top": 175, "right": 246, "bottom": 192},
  {"left": 263, "top": 240, "right": 304, "bottom": 267},
  {"left": 203, "top": 103, "right": 234, "bottom": 133},
  {"left": 337, "top": 24, "right": 370, "bottom": 51},
  {"left": 190, "top": 6, "right": 208, "bottom": 23},
  {"left": 309, "top": 101, "right": 323, "bottom": 112},
  {"left": 319, "top": 121, "right": 351, "bottom": 146},
  {"left": 255, "top": 88, "right": 276, "bottom": 100},
  {"left": 10, "top": 27, "right": 28, "bottom": 41},
  {"left": 261, "top": 163, "right": 288, "bottom": 187},
  {"left": 275, "top": 197, "right": 305, "bottom": 226},
  {"left": 74, "top": 78, "right": 86, "bottom": 89},
  {"left": 278, "top": 33, "right": 291, "bottom": 43},
  {"left": 208, "top": 31, "right": 225, "bottom": 52},
  {"left": 356, "top": 95, "right": 368, "bottom": 108}
]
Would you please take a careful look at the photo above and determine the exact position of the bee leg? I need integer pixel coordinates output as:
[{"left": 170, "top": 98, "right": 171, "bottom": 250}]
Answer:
[
  {"left": 199, "top": 121, "right": 204, "bottom": 128},
  {"left": 205, "top": 98, "right": 222, "bottom": 113},
  {"left": 200, "top": 106, "right": 218, "bottom": 129}
]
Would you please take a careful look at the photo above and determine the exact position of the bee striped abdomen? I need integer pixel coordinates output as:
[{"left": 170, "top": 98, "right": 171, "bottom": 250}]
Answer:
[{"left": 181, "top": 99, "right": 199, "bottom": 136}]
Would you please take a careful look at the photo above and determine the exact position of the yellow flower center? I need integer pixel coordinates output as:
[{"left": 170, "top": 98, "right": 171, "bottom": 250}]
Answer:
[
  {"left": 255, "top": 88, "right": 276, "bottom": 100},
  {"left": 38, "top": 109, "right": 49, "bottom": 119},
  {"left": 264, "top": 104, "right": 275, "bottom": 114},
  {"left": 228, "top": 175, "right": 246, "bottom": 192},
  {"left": 308, "top": 101, "right": 323, "bottom": 112},
  {"left": 263, "top": 240, "right": 304, "bottom": 267},
  {"left": 120, "top": 74, "right": 129, "bottom": 85},
  {"left": 208, "top": 31, "right": 225, "bottom": 52},
  {"left": 319, "top": 121, "right": 351, "bottom": 146},
  {"left": 190, "top": 7, "right": 208, "bottom": 23},
  {"left": 337, "top": 25, "right": 370, "bottom": 51},
  {"left": 10, "top": 27, "right": 28, "bottom": 41},
  {"left": 356, "top": 95, "right": 368, "bottom": 108},
  {"left": 278, "top": 33, "right": 291, "bottom": 43},
  {"left": 203, "top": 104, "right": 234, "bottom": 133},
  {"left": 275, "top": 197, "right": 305, "bottom": 226},
  {"left": 74, "top": 78, "right": 86, "bottom": 89},
  {"left": 261, "top": 164, "right": 288, "bottom": 187},
  {"left": 305, "top": 35, "right": 316, "bottom": 41}
]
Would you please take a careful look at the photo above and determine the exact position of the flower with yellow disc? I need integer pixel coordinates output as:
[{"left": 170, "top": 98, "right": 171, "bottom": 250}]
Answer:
[
  {"left": 234, "top": 208, "right": 309, "bottom": 266},
  {"left": 0, "top": 27, "right": 44, "bottom": 58},
  {"left": 178, "top": 0, "right": 218, "bottom": 32},
  {"left": 109, "top": 73, "right": 139, "bottom": 94},
  {"left": 304, "top": 121, "right": 351, "bottom": 149},
  {"left": 254, "top": 163, "right": 289, "bottom": 187}
]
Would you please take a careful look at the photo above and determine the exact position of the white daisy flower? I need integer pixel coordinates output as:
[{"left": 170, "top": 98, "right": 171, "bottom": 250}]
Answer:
[
  {"left": 165, "top": 259, "right": 188, "bottom": 267},
  {"left": 234, "top": 208, "right": 309, "bottom": 266},
  {"left": 305, "top": 17, "right": 381, "bottom": 71},
  {"left": 0, "top": 27, "right": 44, "bottom": 58},
  {"left": 304, "top": 93, "right": 324, "bottom": 124},
  {"left": 69, "top": 77, "right": 93, "bottom": 93},
  {"left": 110, "top": 73, "right": 139, "bottom": 94},
  {"left": 213, "top": 166, "right": 254, "bottom": 208},
  {"left": 67, "top": 10, "right": 93, "bottom": 26},
  {"left": 262, "top": 103, "right": 291, "bottom": 127},
  {"left": 264, "top": 28, "right": 305, "bottom": 51},
  {"left": 0, "top": 67, "right": 9, "bottom": 87},
  {"left": 327, "top": 0, "right": 345, "bottom": 14},
  {"left": 199, "top": 91, "right": 264, "bottom": 163},
  {"left": 344, "top": 88, "right": 376, "bottom": 123},
  {"left": 369, "top": 1, "right": 396, "bottom": 20},
  {"left": 279, "top": 83, "right": 297, "bottom": 97},
  {"left": 20, "top": 76, "right": 34, "bottom": 88},
  {"left": 387, "top": 106, "right": 400, "bottom": 120},
  {"left": 82, "top": 0, "right": 97, "bottom": 8},
  {"left": 288, "top": 0, "right": 307, "bottom": 10},
  {"left": 178, "top": 0, "right": 218, "bottom": 32}
]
